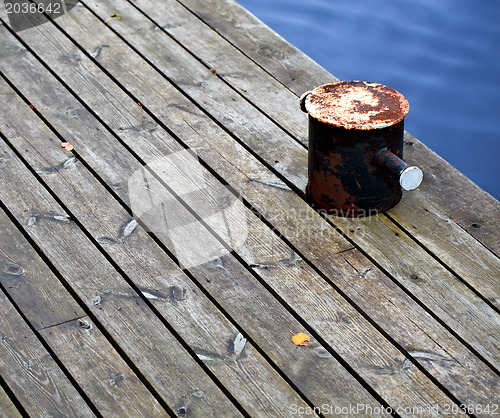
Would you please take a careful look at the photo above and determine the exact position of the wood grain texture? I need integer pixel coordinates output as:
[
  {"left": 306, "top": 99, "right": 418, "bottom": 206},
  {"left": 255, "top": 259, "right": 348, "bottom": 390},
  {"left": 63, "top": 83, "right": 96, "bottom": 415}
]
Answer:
[
  {"left": 0, "top": 35, "right": 383, "bottom": 417},
  {"left": 108, "top": 0, "right": 308, "bottom": 141},
  {"left": 0, "top": 2, "right": 496, "bottom": 414},
  {"left": 0, "top": 142, "right": 241, "bottom": 416},
  {"left": 0, "top": 82, "right": 318, "bottom": 418},
  {"left": 39, "top": 317, "right": 166, "bottom": 417},
  {"left": 0, "top": 202, "right": 166, "bottom": 416},
  {"left": 175, "top": 0, "right": 500, "bottom": 256},
  {"left": 338, "top": 249, "right": 499, "bottom": 411},
  {"left": 77, "top": 0, "right": 313, "bottom": 193},
  {"left": 0, "top": 8, "right": 492, "bottom": 414},
  {"left": 129, "top": 0, "right": 500, "bottom": 298},
  {"left": 175, "top": 0, "right": 336, "bottom": 95},
  {"left": 388, "top": 182, "right": 500, "bottom": 310},
  {"left": 71, "top": 0, "right": 500, "bottom": 367},
  {"left": 0, "top": 290, "right": 95, "bottom": 417},
  {"left": 0, "top": 207, "right": 85, "bottom": 330},
  {"left": 78, "top": 0, "right": 500, "bottom": 311},
  {"left": 53, "top": 0, "right": 500, "bottom": 374},
  {"left": 399, "top": 132, "right": 500, "bottom": 257},
  {"left": 0, "top": 384, "right": 21, "bottom": 418}
]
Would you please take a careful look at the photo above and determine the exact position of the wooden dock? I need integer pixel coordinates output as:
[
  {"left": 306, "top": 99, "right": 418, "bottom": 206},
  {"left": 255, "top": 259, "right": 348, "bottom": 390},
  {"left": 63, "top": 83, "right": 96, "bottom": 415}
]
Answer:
[{"left": 0, "top": 0, "right": 499, "bottom": 416}]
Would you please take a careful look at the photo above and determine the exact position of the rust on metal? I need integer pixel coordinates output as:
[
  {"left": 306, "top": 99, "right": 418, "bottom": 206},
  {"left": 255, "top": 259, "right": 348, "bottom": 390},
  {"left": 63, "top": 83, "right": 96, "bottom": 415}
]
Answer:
[
  {"left": 304, "top": 80, "right": 409, "bottom": 130},
  {"left": 301, "top": 80, "right": 419, "bottom": 217}
]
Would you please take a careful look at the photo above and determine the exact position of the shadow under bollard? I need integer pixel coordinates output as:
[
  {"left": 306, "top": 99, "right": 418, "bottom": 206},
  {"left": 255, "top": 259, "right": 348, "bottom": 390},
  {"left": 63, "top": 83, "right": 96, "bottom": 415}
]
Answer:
[{"left": 3, "top": 0, "right": 77, "bottom": 32}]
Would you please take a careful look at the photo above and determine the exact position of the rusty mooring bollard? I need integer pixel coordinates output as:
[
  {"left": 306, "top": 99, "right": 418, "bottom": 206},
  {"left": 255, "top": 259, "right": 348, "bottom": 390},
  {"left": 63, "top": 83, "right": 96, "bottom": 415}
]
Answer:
[{"left": 300, "top": 80, "right": 423, "bottom": 217}]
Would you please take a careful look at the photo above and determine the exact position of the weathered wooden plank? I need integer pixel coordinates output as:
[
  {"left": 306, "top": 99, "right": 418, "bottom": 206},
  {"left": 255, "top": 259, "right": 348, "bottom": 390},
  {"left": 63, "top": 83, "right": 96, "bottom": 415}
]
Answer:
[
  {"left": 175, "top": 0, "right": 335, "bottom": 95},
  {"left": 0, "top": 145, "right": 241, "bottom": 415},
  {"left": 39, "top": 317, "right": 167, "bottom": 417},
  {"left": 175, "top": 0, "right": 500, "bottom": 256},
  {"left": 2, "top": 11, "right": 492, "bottom": 414},
  {"left": 0, "top": 41, "right": 384, "bottom": 417},
  {"left": 388, "top": 182, "right": 500, "bottom": 309},
  {"left": 0, "top": 208, "right": 85, "bottom": 331},
  {"left": 0, "top": 204, "right": 166, "bottom": 416},
  {"left": 76, "top": 0, "right": 311, "bottom": 192},
  {"left": 77, "top": 0, "right": 500, "bottom": 311},
  {"left": 0, "top": 290, "right": 95, "bottom": 417},
  {"left": 121, "top": 0, "right": 500, "bottom": 295},
  {"left": 0, "top": 383, "right": 22, "bottom": 418},
  {"left": 338, "top": 248, "right": 499, "bottom": 409},
  {"left": 101, "top": 0, "right": 308, "bottom": 141},
  {"left": 0, "top": 82, "right": 320, "bottom": 418},
  {"left": 399, "top": 132, "right": 500, "bottom": 257},
  {"left": 45, "top": 0, "right": 500, "bottom": 371}
]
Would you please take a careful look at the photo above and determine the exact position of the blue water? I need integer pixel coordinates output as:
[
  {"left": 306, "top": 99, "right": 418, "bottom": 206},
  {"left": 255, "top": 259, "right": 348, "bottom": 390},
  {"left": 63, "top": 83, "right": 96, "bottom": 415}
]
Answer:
[{"left": 238, "top": 0, "right": 500, "bottom": 200}]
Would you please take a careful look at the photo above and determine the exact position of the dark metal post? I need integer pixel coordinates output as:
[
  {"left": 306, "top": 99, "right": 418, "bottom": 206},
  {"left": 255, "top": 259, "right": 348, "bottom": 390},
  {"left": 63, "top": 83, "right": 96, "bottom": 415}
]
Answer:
[{"left": 301, "top": 81, "right": 422, "bottom": 217}]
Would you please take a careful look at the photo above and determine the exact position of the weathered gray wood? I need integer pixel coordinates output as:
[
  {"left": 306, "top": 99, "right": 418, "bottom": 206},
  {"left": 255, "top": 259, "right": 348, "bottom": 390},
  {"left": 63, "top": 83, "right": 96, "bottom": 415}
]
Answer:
[
  {"left": 388, "top": 181, "right": 500, "bottom": 309},
  {"left": 175, "top": 0, "right": 335, "bottom": 95},
  {"left": 0, "top": 41, "right": 384, "bottom": 417},
  {"left": 175, "top": 0, "right": 500, "bottom": 257},
  {"left": 400, "top": 132, "right": 500, "bottom": 257},
  {"left": 1, "top": 9, "right": 494, "bottom": 412},
  {"left": 76, "top": 0, "right": 500, "bottom": 313},
  {"left": 39, "top": 317, "right": 167, "bottom": 417},
  {"left": 77, "top": 0, "right": 311, "bottom": 192},
  {"left": 102, "top": 0, "right": 308, "bottom": 142},
  {"left": 0, "top": 204, "right": 167, "bottom": 415},
  {"left": 48, "top": 1, "right": 500, "bottom": 371},
  {"left": 338, "top": 248, "right": 499, "bottom": 409},
  {"left": 0, "top": 144, "right": 241, "bottom": 415},
  {"left": 0, "top": 13, "right": 442, "bottom": 414},
  {"left": 0, "top": 290, "right": 95, "bottom": 417},
  {"left": 0, "top": 208, "right": 85, "bottom": 330},
  {"left": 117, "top": 0, "right": 500, "bottom": 298},
  {"left": 0, "top": 384, "right": 21, "bottom": 418},
  {"left": 0, "top": 81, "right": 321, "bottom": 418}
]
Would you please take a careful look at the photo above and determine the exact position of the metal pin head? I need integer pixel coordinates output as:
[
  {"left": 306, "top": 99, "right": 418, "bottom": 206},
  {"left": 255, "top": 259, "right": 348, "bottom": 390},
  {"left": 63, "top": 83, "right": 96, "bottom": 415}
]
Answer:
[{"left": 400, "top": 166, "right": 423, "bottom": 190}]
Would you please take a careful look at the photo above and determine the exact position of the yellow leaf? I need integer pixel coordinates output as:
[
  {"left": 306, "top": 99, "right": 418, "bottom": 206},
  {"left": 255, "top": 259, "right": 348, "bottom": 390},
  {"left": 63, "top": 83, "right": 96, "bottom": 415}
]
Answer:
[{"left": 292, "top": 332, "right": 310, "bottom": 346}]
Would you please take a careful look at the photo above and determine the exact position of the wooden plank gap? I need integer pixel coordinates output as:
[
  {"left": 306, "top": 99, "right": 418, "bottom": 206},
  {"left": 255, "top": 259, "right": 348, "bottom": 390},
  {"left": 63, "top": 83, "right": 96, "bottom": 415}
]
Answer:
[
  {"left": 173, "top": 0, "right": 301, "bottom": 95},
  {"left": 0, "top": 375, "right": 25, "bottom": 418},
  {"left": 0, "top": 130, "right": 250, "bottom": 416},
  {"left": 78, "top": 0, "right": 307, "bottom": 148},
  {"left": 336, "top": 234, "right": 500, "bottom": 377},
  {"left": 0, "top": 68, "right": 336, "bottom": 415},
  {"left": 0, "top": 283, "right": 101, "bottom": 417},
  {"left": 385, "top": 212, "right": 500, "bottom": 315}
]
